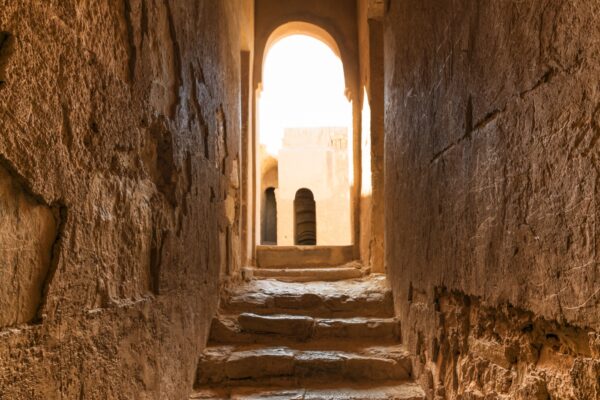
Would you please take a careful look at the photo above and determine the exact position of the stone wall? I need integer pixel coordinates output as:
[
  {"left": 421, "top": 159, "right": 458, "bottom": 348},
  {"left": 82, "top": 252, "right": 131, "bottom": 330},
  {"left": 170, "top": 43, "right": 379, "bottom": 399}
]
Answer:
[
  {"left": 358, "top": 0, "right": 385, "bottom": 272},
  {"left": 384, "top": 1, "right": 600, "bottom": 398},
  {"left": 0, "top": 1, "right": 246, "bottom": 398}
]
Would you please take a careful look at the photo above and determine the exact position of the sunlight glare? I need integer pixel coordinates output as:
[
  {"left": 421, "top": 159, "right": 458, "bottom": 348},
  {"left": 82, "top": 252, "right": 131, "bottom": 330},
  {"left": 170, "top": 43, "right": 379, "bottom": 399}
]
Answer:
[{"left": 259, "top": 35, "right": 352, "bottom": 155}]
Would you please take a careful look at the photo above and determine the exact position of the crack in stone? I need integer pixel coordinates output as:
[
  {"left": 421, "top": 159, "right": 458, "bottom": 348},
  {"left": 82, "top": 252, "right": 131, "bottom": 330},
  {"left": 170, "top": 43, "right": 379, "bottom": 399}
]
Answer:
[
  {"left": 0, "top": 153, "right": 67, "bottom": 326},
  {"left": 519, "top": 68, "right": 557, "bottom": 99},
  {"left": 430, "top": 63, "right": 563, "bottom": 166},
  {"left": 430, "top": 106, "right": 505, "bottom": 164},
  {"left": 164, "top": 0, "right": 183, "bottom": 118}
]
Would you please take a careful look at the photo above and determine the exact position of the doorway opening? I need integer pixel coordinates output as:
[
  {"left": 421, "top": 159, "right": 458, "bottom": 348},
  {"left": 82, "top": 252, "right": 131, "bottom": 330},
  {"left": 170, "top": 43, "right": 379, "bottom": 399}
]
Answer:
[
  {"left": 294, "top": 188, "right": 316, "bottom": 245},
  {"left": 261, "top": 187, "right": 277, "bottom": 244},
  {"left": 257, "top": 30, "right": 353, "bottom": 246}
]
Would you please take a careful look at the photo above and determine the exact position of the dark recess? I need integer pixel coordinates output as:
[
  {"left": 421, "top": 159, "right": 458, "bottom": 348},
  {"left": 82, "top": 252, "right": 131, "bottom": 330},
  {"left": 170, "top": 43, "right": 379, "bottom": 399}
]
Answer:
[{"left": 0, "top": 31, "right": 14, "bottom": 86}]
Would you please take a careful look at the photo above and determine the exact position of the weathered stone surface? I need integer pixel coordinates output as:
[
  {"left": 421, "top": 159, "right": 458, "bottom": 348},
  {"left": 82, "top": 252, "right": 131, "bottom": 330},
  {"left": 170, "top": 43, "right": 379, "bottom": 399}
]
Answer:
[
  {"left": 191, "top": 382, "right": 426, "bottom": 400},
  {"left": 226, "top": 348, "right": 296, "bottom": 380},
  {"left": 224, "top": 275, "right": 394, "bottom": 317},
  {"left": 6, "top": 0, "right": 598, "bottom": 398},
  {"left": 302, "top": 383, "right": 425, "bottom": 400},
  {"left": 256, "top": 245, "right": 355, "bottom": 268},
  {"left": 0, "top": 1, "right": 248, "bottom": 398},
  {"left": 314, "top": 317, "right": 400, "bottom": 340},
  {"left": 197, "top": 272, "right": 421, "bottom": 397},
  {"left": 358, "top": 0, "right": 385, "bottom": 274},
  {"left": 238, "top": 313, "right": 314, "bottom": 339},
  {"left": 196, "top": 345, "right": 412, "bottom": 385},
  {"left": 0, "top": 162, "right": 58, "bottom": 328},
  {"left": 244, "top": 264, "right": 366, "bottom": 282},
  {"left": 384, "top": 1, "right": 600, "bottom": 398},
  {"left": 211, "top": 314, "right": 399, "bottom": 344}
]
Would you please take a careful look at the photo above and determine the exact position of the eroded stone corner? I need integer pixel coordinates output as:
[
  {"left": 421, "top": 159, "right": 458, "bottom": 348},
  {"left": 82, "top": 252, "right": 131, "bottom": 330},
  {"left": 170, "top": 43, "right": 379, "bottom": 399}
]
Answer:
[{"left": 0, "top": 155, "right": 64, "bottom": 328}]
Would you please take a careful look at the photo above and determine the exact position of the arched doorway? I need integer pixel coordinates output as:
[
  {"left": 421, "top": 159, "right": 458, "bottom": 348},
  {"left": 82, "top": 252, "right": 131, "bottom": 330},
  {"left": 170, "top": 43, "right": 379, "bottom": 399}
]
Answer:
[
  {"left": 294, "top": 188, "right": 316, "bottom": 245},
  {"left": 261, "top": 187, "right": 277, "bottom": 244},
  {"left": 257, "top": 31, "right": 353, "bottom": 246}
]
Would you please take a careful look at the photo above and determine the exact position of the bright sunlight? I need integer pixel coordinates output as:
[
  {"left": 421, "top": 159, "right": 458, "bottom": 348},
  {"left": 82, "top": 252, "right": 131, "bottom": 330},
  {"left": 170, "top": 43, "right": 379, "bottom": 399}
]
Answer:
[
  {"left": 258, "top": 34, "right": 353, "bottom": 246},
  {"left": 258, "top": 35, "right": 352, "bottom": 155}
]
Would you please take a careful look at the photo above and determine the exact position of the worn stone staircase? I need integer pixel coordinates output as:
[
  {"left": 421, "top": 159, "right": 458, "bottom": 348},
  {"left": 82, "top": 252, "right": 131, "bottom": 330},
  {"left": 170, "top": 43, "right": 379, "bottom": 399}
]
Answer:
[{"left": 190, "top": 254, "right": 425, "bottom": 399}]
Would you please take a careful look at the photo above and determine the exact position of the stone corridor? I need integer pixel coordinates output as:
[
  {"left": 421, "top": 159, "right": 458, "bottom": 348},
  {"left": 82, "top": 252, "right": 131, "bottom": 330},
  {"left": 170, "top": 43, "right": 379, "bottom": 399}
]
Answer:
[{"left": 1, "top": 1, "right": 599, "bottom": 399}]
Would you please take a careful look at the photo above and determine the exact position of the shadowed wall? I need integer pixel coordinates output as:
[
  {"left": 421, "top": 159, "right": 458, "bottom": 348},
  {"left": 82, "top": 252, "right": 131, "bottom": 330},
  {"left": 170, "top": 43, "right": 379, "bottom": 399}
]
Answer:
[
  {"left": 0, "top": 1, "right": 249, "bottom": 398},
  {"left": 384, "top": 1, "right": 600, "bottom": 398}
]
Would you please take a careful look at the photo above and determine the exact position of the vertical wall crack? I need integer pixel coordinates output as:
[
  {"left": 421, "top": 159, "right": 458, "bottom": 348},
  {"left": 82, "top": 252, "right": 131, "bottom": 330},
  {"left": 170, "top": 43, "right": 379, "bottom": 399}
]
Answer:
[
  {"left": 0, "top": 31, "right": 14, "bottom": 87},
  {"left": 164, "top": 0, "right": 183, "bottom": 118},
  {"left": 123, "top": 0, "right": 137, "bottom": 82}
]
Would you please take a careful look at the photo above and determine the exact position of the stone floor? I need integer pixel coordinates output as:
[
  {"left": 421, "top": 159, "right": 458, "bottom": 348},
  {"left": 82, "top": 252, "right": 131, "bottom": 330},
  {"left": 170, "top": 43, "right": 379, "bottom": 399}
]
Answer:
[{"left": 190, "top": 270, "right": 425, "bottom": 399}]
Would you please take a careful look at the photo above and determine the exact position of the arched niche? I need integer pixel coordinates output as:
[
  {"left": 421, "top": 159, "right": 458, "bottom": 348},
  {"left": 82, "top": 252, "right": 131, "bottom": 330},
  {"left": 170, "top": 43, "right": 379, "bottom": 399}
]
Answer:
[
  {"left": 294, "top": 188, "right": 316, "bottom": 245},
  {"left": 261, "top": 187, "right": 278, "bottom": 244}
]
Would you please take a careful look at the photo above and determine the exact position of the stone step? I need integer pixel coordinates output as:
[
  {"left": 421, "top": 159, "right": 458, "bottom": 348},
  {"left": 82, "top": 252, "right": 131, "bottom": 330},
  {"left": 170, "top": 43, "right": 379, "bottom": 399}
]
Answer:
[
  {"left": 223, "top": 275, "right": 394, "bottom": 318},
  {"left": 190, "top": 382, "right": 426, "bottom": 399},
  {"left": 210, "top": 313, "right": 401, "bottom": 344},
  {"left": 256, "top": 245, "right": 354, "bottom": 269},
  {"left": 195, "top": 345, "right": 413, "bottom": 386},
  {"left": 243, "top": 265, "right": 367, "bottom": 282}
]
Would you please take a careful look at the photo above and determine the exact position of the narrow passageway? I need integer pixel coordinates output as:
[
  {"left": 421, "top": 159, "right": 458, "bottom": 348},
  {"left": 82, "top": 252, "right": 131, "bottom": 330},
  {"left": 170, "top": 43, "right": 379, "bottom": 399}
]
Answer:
[
  {"left": 189, "top": 249, "right": 425, "bottom": 400},
  {"left": 2, "top": 1, "right": 599, "bottom": 399},
  {"left": 189, "top": 12, "right": 424, "bottom": 398}
]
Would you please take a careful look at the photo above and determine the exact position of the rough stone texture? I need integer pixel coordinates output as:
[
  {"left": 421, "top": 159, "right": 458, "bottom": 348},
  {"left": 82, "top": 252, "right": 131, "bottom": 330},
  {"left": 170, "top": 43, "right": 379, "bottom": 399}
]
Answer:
[
  {"left": 384, "top": 1, "right": 600, "bottom": 398},
  {"left": 196, "top": 345, "right": 412, "bottom": 385},
  {"left": 243, "top": 264, "right": 366, "bottom": 282},
  {"left": 194, "top": 272, "right": 422, "bottom": 398},
  {"left": 256, "top": 245, "right": 355, "bottom": 268},
  {"left": 0, "top": 1, "right": 247, "bottom": 398},
  {"left": 210, "top": 313, "right": 400, "bottom": 344},
  {"left": 191, "top": 382, "right": 426, "bottom": 400},
  {"left": 358, "top": 0, "right": 385, "bottom": 273},
  {"left": 238, "top": 313, "right": 314, "bottom": 339},
  {"left": 0, "top": 162, "right": 59, "bottom": 328},
  {"left": 224, "top": 274, "right": 394, "bottom": 318}
]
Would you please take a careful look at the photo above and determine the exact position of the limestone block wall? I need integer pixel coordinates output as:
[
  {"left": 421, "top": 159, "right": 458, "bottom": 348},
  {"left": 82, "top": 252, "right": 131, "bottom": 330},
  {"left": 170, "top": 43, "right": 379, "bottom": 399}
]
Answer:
[
  {"left": 0, "top": 1, "right": 247, "bottom": 398},
  {"left": 384, "top": 1, "right": 600, "bottom": 399}
]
